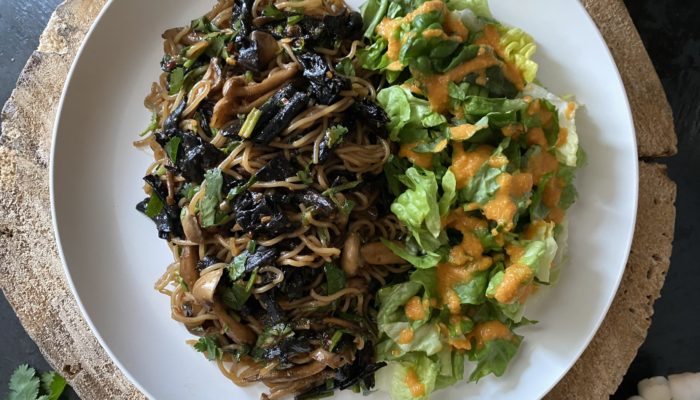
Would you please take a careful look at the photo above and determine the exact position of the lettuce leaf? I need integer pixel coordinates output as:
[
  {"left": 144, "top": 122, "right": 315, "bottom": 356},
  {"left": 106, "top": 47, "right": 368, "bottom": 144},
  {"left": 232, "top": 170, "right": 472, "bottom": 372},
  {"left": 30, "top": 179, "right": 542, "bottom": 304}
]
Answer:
[
  {"left": 377, "top": 86, "right": 437, "bottom": 142},
  {"left": 381, "top": 238, "right": 445, "bottom": 269},
  {"left": 497, "top": 26, "right": 538, "bottom": 83},
  {"left": 468, "top": 337, "right": 522, "bottom": 382},
  {"left": 453, "top": 269, "right": 489, "bottom": 305},
  {"left": 522, "top": 83, "right": 580, "bottom": 167},
  {"left": 525, "top": 221, "right": 558, "bottom": 283},
  {"left": 439, "top": 169, "right": 457, "bottom": 216},
  {"left": 391, "top": 168, "right": 443, "bottom": 250}
]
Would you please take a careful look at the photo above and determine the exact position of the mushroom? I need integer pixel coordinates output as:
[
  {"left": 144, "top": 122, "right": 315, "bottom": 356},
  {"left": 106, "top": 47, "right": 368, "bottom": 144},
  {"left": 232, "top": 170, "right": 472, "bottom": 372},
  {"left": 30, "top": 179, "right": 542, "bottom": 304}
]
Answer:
[
  {"left": 212, "top": 300, "right": 256, "bottom": 345},
  {"left": 191, "top": 268, "right": 223, "bottom": 305},
  {"left": 181, "top": 207, "right": 203, "bottom": 243},
  {"left": 360, "top": 241, "right": 405, "bottom": 265},
  {"left": 180, "top": 246, "right": 199, "bottom": 289},
  {"left": 251, "top": 31, "right": 279, "bottom": 67},
  {"left": 341, "top": 232, "right": 360, "bottom": 277}
]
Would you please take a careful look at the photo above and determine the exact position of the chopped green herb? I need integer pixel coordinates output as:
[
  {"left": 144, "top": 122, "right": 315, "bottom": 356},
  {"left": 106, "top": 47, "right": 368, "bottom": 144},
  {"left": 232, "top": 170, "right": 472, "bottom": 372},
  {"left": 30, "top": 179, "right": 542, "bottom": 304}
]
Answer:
[
  {"left": 200, "top": 168, "right": 226, "bottom": 227},
  {"left": 324, "top": 262, "right": 346, "bottom": 295},
  {"left": 287, "top": 14, "right": 303, "bottom": 25},
  {"left": 164, "top": 137, "right": 181, "bottom": 163},
  {"left": 144, "top": 194, "right": 164, "bottom": 218},
  {"left": 238, "top": 108, "right": 262, "bottom": 138},
  {"left": 262, "top": 4, "right": 284, "bottom": 18},
  {"left": 193, "top": 336, "right": 223, "bottom": 360},
  {"left": 139, "top": 111, "right": 158, "bottom": 137},
  {"left": 168, "top": 67, "right": 185, "bottom": 95}
]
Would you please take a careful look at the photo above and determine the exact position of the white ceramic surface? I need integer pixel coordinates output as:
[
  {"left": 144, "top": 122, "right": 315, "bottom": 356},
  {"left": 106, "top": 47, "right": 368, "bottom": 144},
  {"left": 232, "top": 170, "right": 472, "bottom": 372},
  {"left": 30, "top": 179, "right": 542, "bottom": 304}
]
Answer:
[{"left": 50, "top": 0, "right": 638, "bottom": 398}]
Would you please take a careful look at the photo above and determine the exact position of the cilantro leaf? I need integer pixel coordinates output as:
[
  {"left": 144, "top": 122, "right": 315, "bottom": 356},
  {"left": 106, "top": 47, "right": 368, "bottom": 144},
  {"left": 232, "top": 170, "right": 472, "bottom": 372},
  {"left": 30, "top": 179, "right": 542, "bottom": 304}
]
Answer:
[
  {"left": 8, "top": 364, "right": 40, "bottom": 400},
  {"left": 324, "top": 262, "right": 346, "bottom": 295},
  {"left": 200, "top": 168, "right": 228, "bottom": 227},
  {"left": 193, "top": 336, "right": 223, "bottom": 360},
  {"left": 168, "top": 67, "right": 185, "bottom": 95},
  {"left": 139, "top": 111, "right": 158, "bottom": 137}
]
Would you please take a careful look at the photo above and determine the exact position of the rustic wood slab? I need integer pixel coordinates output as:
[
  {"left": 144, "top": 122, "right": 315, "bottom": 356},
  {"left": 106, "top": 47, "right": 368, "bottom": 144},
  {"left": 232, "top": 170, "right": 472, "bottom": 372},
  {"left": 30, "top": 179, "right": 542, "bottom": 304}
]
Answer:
[{"left": 0, "top": 0, "right": 677, "bottom": 398}]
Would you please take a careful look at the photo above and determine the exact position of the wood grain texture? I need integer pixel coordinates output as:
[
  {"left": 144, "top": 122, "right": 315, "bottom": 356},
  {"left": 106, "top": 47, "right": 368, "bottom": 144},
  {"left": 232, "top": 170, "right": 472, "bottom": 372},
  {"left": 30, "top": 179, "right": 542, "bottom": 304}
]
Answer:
[{"left": 0, "top": 0, "right": 676, "bottom": 399}]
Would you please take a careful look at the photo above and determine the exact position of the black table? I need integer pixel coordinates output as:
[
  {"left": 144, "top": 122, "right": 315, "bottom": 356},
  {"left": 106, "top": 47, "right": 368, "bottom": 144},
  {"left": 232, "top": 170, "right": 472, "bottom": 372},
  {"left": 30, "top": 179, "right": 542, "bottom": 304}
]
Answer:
[{"left": 0, "top": 0, "right": 697, "bottom": 398}]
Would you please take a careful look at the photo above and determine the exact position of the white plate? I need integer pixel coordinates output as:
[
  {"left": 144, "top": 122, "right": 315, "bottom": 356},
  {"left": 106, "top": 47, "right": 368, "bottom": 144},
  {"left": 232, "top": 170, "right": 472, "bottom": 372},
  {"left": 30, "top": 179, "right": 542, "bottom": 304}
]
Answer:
[{"left": 50, "top": 0, "right": 638, "bottom": 398}]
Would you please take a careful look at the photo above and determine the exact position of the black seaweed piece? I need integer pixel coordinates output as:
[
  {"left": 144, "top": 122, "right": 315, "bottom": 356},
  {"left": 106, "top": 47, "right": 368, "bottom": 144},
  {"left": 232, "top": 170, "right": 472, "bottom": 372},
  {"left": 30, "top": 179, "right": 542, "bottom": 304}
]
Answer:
[
  {"left": 255, "top": 156, "right": 297, "bottom": 181},
  {"left": 163, "top": 98, "right": 187, "bottom": 131},
  {"left": 136, "top": 175, "right": 183, "bottom": 240},
  {"left": 258, "top": 331, "right": 314, "bottom": 363},
  {"left": 293, "top": 189, "right": 335, "bottom": 216},
  {"left": 295, "top": 346, "right": 386, "bottom": 399},
  {"left": 234, "top": 191, "right": 298, "bottom": 238},
  {"left": 244, "top": 245, "right": 279, "bottom": 273},
  {"left": 258, "top": 290, "right": 287, "bottom": 326},
  {"left": 196, "top": 101, "right": 215, "bottom": 137},
  {"left": 252, "top": 91, "right": 310, "bottom": 143},
  {"left": 231, "top": 0, "right": 254, "bottom": 39},
  {"left": 277, "top": 266, "right": 321, "bottom": 300},
  {"left": 260, "top": 11, "right": 362, "bottom": 47},
  {"left": 197, "top": 255, "right": 222, "bottom": 271},
  {"left": 350, "top": 99, "right": 390, "bottom": 131},
  {"left": 255, "top": 82, "right": 300, "bottom": 128},
  {"left": 297, "top": 52, "right": 350, "bottom": 105},
  {"left": 156, "top": 129, "right": 225, "bottom": 184},
  {"left": 219, "top": 118, "right": 244, "bottom": 138},
  {"left": 322, "top": 11, "right": 363, "bottom": 42}
]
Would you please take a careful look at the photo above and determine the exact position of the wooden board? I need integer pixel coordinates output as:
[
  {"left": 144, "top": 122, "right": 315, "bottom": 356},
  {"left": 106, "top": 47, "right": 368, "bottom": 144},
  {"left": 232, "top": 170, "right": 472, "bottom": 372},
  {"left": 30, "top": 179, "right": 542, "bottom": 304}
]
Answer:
[{"left": 0, "top": 0, "right": 676, "bottom": 398}]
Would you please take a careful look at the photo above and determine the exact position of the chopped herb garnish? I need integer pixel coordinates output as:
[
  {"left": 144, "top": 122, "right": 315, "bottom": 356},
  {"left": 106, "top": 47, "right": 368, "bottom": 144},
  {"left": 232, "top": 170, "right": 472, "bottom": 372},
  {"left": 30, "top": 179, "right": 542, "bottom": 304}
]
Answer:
[{"left": 193, "top": 336, "right": 223, "bottom": 360}]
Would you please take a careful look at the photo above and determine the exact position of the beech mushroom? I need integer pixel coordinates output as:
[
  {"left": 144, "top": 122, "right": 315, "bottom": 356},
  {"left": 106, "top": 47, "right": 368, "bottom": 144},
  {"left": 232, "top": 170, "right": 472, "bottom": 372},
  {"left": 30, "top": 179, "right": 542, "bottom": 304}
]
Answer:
[
  {"left": 360, "top": 241, "right": 405, "bottom": 265},
  {"left": 191, "top": 268, "right": 223, "bottom": 305},
  {"left": 341, "top": 232, "right": 360, "bottom": 277}
]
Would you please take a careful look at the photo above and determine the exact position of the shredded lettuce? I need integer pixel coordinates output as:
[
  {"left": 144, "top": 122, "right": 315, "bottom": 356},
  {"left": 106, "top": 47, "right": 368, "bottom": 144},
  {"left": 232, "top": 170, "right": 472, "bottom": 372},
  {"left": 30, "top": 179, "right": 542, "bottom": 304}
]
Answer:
[
  {"left": 498, "top": 26, "right": 538, "bottom": 83},
  {"left": 522, "top": 83, "right": 580, "bottom": 167},
  {"left": 468, "top": 337, "right": 522, "bottom": 382},
  {"left": 391, "top": 168, "right": 444, "bottom": 250}
]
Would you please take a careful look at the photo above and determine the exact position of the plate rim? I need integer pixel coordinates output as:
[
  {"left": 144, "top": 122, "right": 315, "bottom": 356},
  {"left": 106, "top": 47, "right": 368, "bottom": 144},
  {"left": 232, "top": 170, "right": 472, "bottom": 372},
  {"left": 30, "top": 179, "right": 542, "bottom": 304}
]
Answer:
[{"left": 48, "top": 0, "right": 639, "bottom": 398}]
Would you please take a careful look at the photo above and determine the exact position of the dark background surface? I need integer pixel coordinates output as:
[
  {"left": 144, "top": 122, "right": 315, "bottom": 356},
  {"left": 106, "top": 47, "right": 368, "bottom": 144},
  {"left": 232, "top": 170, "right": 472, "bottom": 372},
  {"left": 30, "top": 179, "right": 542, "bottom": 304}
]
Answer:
[{"left": 0, "top": 0, "right": 697, "bottom": 398}]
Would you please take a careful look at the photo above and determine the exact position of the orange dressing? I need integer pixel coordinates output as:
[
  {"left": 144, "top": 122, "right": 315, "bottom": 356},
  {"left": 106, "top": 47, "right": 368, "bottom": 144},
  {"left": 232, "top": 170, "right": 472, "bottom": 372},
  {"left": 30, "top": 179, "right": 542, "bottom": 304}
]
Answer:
[
  {"left": 465, "top": 320, "right": 514, "bottom": 349},
  {"left": 556, "top": 127, "right": 569, "bottom": 148},
  {"left": 474, "top": 25, "right": 525, "bottom": 90},
  {"left": 482, "top": 173, "right": 517, "bottom": 229},
  {"left": 501, "top": 124, "right": 524, "bottom": 138},
  {"left": 398, "top": 328, "right": 415, "bottom": 344},
  {"left": 405, "top": 296, "right": 427, "bottom": 321},
  {"left": 526, "top": 149, "right": 559, "bottom": 183},
  {"left": 542, "top": 176, "right": 565, "bottom": 224},
  {"left": 422, "top": 49, "right": 500, "bottom": 112},
  {"left": 494, "top": 263, "right": 534, "bottom": 304},
  {"left": 450, "top": 123, "right": 479, "bottom": 141},
  {"left": 450, "top": 144, "right": 493, "bottom": 189},
  {"left": 405, "top": 368, "right": 426, "bottom": 397},
  {"left": 399, "top": 143, "right": 434, "bottom": 169}
]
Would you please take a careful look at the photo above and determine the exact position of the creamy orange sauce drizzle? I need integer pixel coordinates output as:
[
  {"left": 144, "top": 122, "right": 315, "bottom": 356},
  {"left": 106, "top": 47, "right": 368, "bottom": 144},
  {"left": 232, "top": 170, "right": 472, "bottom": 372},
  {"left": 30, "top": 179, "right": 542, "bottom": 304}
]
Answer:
[
  {"left": 422, "top": 49, "right": 500, "bottom": 112},
  {"left": 405, "top": 368, "right": 426, "bottom": 397},
  {"left": 450, "top": 143, "right": 493, "bottom": 189},
  {"left": 398, "top": 327, "right": 415, "bottom": 344},
  {"left": 474, "top": 24, "right": 525, "bottom": 90},
  {"left": 436, "top": 209, "right": 494, "bottom": 314},
  {"left": 464, "top": 320, "right": 513, "bottom": 349},
  {"left": 399, "top": 143, "right": 434, "bottom": 169},
  {"left": 405, "top": 296, "right": 427, "bottom": 321},
  {"left": 450, "top": 123, "right": 479, "bottom": 141},
  {"left": 482, "top": 172, "right": 533, "bottom": 230}
]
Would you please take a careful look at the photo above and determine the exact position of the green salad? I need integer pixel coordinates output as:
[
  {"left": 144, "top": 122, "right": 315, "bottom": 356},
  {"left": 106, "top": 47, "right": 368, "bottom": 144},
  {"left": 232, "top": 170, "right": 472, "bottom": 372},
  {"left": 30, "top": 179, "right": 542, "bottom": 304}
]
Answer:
[{"left": 358, "top": 0, "right": 584, "bottom": 397}]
